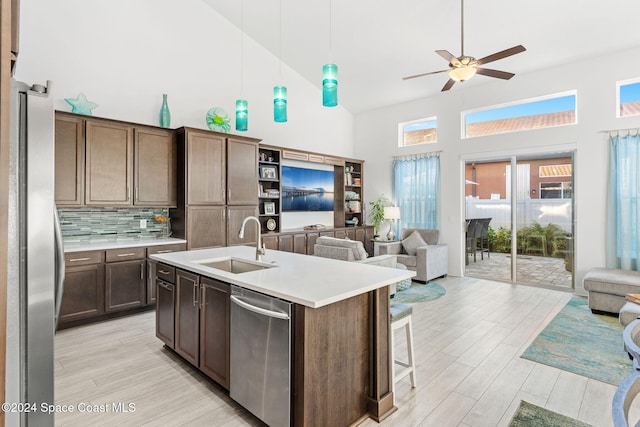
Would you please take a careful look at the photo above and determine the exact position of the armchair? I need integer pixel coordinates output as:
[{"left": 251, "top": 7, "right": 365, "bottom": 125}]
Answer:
[
  {"left": 313, "top": 236, "right": 412, "bottom": 294},
  {"left": 377, "top": 228, "right": 448, "bottom": 283}
]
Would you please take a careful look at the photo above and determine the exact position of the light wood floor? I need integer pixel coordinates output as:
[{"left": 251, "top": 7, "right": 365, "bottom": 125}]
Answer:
[{"left": 54, "top": 276, "right": 635, "bottom": 426}]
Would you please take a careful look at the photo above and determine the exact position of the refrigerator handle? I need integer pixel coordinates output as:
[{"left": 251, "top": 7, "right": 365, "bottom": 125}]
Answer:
[{"left": 53, "top": 206, "right": 65, "bottom": 327}]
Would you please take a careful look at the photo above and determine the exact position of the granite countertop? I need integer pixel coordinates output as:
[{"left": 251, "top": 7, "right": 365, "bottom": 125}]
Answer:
[
  {"left": 151, "top": 245, "right": 415, "bottom": 308},
  {"left": 63, "top": 237, "right": 187, "bottom": 253}
]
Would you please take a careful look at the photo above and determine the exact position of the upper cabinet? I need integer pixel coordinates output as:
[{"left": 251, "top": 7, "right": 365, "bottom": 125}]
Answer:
[
  {"left": 54, "top": 112, "right": 177, "bottom": 208},
  {"left": 185, "top": 130, "right": 226, "bottom": 206},
  {"left": 55, "top": 114, "right": 85, "bottom": 206},
  {"left": 85, "top": 120, "right": 133, "bottom": 206},
  {"left": 227, "top": 138, "right": 258, "bottom": 206},
  {"left": 134, "top": 127, "right": 176, "bottom": 207}
]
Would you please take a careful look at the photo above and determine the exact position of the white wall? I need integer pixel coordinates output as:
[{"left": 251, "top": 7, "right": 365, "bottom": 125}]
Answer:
[
  {"left": 355, "top": 46, "right": 640, "bottom": 292},
  {"left": 15, "top": 0, "right": 354, "bottom": 157}
]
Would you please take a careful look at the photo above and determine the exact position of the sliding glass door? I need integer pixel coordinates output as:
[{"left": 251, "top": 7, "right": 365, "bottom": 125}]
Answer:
[{"left": 465, "top": 152, "right": 574, "bottom": 289}]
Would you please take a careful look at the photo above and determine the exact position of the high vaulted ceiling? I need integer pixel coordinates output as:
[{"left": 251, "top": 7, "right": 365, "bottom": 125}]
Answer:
[{"left": 202, "top": 0, "right": 640, "bottom": 114}]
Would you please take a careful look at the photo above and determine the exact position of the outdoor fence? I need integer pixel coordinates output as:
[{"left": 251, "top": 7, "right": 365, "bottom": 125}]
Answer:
[{"left": 465, "top": 197, "right": 572, "bottom": 233}]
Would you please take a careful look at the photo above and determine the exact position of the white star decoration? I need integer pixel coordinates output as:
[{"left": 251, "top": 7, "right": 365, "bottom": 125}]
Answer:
[{"left": 64, "top": 93, "right": 98, "bottom": 115}]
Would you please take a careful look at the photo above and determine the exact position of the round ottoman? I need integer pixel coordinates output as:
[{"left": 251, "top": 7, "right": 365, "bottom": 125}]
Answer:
[{"left": 620, "top": 301, "right": 640, "bottom": 327}]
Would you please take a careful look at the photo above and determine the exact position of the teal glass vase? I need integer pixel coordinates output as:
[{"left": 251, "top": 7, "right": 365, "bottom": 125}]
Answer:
[{"left": 159, "top": 94, "right": 171, "bottom": 128}]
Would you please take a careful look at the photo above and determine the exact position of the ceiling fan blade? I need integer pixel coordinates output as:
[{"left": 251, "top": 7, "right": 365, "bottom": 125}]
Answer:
[
  {"left": 436, "top": 50, "right": 461, "bottom": 66},
  {"left": 402, "top": 69, "right": 450, "bottom": 80},
  {"left": 476, "top": 68, "right": 515, "bottom": 80},
  {"left": 442, "top": 79, "right": 456, "bottom": 91},
  {"left": 476, "top": 45, "right": 526, "bottom": 65}
]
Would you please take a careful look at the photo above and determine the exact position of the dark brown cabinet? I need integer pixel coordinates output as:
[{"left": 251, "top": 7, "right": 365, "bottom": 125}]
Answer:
[
  {"left": 263, "top": 235, "right": 279, "bottom": 250},
  {"left": 105, "top": 259, "right": 146, "bottom": 313},
  {"left": 199, "top": 277, "right": 230, "bottom": 388},
  {"left": 55, "top": 114, "right": 84, "bottom": 206},
  {"left": 186, "top": 206, "right": 226, "bottom": 250},
  {"left": 226, "top": 206, "right": 259, "bottom": 247},
  {"left": 59, "top": 251, "right": 105, "bottom": 323},
  {"left": 146, "top": 244, "right": 185, "bottom": 305},
  {"left": 227, "top": 138, "right": 258, "bottom": 205},
  {"left": 185, "top": 130, "right": 226, "bottom": 205},
  {"left": 156, "top": 262, "right": 176, "bottom": 348},
  {"left": 85, "top": 120, "right": 134, "bottom": 206},
  {"left": 175, "top": 269, "right": 200, "bottom": 366},
  {"left": 134, "top": 127, "right": 177, "bottom": 207},
  {"left": 278, "top": 235, "right": 293, "bottom": 252}
]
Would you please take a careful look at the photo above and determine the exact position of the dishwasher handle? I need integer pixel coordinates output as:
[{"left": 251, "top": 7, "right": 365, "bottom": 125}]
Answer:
[{"left": 230, "top": 295, "right": 290, "bottom": 320}]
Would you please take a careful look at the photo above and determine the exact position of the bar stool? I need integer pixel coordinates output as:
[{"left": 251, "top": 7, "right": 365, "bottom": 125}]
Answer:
[{"left": 390, "top": 302, "right": 417, "bottom": 402}]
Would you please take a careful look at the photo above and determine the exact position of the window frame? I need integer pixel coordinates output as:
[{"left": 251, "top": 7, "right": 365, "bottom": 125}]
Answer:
[
  {"left": 461, "top": 90, "right": 578, "bottom": 139},
  {"left": 539, "top": 181, "right": 572, "bottom": 199},
  {"left": 398, "top": 116, "right": 438, "bottom": 147},
  {"left": 616, "top": 77, "right": 640, "bottom": 118}
]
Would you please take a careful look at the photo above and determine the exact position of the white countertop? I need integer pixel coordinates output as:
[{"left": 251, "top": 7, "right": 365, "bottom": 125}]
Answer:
[
  {"left": 63, "top": 238, "right": 187, "bottom": 253},
  {"left": 151, "top": 246, "right": 415, "bottom": 308}
]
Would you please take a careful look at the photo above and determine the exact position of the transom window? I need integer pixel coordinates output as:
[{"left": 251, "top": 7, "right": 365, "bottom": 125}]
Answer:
[
  {"left": 617, "top": 78, "right": 640, "bottom": 118},
  {"left": 462, "top": 91, "right": 577, "bottom": 138},
  {"left": 398, "top": 117, "right": 437, "bottom": 147}
]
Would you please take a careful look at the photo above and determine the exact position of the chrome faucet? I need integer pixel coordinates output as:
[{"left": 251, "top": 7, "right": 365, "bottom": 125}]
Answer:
[{"left": 238, "top": 216, "right": 265, "bottom": 261}]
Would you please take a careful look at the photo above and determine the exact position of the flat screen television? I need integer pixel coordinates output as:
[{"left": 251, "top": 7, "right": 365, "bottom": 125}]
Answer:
[{"left": 281, "top": 166, "right": 334, "bottom": 212}]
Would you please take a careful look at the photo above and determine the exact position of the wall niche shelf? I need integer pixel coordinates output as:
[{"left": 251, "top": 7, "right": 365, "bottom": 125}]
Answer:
[{"left": 258, "top": 147, "right": 281, "bottom": 233}]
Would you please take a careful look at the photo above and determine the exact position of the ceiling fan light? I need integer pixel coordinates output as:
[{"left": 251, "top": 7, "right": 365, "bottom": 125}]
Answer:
[{"left": 449, "top": 66, "right": 477, "bottom": 82}]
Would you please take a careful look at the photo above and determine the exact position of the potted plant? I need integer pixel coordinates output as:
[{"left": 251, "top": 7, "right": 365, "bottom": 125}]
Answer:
[{"left": 369, "top": 196, "right": 388, "bottom": 238}]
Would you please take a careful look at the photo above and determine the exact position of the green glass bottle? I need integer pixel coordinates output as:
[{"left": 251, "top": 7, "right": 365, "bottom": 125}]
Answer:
[{"left": 159, "top": 94, "right": 171, "bottom": 128}]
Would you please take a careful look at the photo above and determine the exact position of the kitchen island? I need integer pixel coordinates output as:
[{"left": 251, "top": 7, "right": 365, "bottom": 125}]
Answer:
[{"left": 151, "top": 245, "right": 415, "bottom": 427}]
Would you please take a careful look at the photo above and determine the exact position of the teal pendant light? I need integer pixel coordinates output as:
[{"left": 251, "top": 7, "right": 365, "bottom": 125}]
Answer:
[
  {"left": 235, "top": 0, "right": 248, "bottom": 131},
  {"left": 323, "top": 0, "right": 338, "bottom": 107},
  {"left": 322, "top": 64, "right": 338, "bottom": 107},
  {"left": 235, "top": 99, "right": 248, "bottom": 131},
  {"left": 274, "top": 0, "right": 287, "bottom": 123},
  {"left": 273, "top": 86, "right": 287, "bottom": 122}
]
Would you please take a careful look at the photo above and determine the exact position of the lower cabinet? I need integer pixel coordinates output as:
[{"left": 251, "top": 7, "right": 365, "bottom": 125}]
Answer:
[
  {"left": 171, "top": 269, "right": 231, "bottom": 389},
  {"left": 175, "top": 269, "right": 200, "bottom": 366},
  {"left": 156, "top": 278, "right": 175, "bottom": 348},
  {"left": 105, "top": 259, "right": 146, "bottom": 313},
  {"left": 59, "top": 263, "right": 105, "bottom": 323},
  {"left": 200, "top": 277, "right": 230, "bottom": 388}
]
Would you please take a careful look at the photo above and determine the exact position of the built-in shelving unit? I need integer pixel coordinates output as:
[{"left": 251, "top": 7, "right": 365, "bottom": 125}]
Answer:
[
  {"left": 344, "top": 160, "right": 364, "bottom": 227},
  {"left": 258, "top": 147, "right": 281, "bottom": 233}
]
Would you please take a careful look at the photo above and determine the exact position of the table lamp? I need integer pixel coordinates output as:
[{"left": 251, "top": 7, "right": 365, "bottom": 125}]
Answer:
[{"left": 384, "top": 206, "right": 401, "bottom": 240}]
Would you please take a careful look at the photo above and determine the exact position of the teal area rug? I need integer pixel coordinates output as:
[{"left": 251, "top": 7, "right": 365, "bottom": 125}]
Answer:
[
  {"left": 509, "top": 400, "right": 591, "bottom": 426},
  {"left": 521, "top": 297, "right": 631, "bottom": 385},
  {"left": 392, "top": 282, "right": 446, "bottom": 304}
]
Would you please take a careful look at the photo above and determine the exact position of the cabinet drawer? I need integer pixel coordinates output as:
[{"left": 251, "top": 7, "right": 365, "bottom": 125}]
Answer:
[
  {"left": 308, "top": 154, "right": 324, "bottom": 163},
  {"left": 105, "top": 247, "right": 146, "bottom": 262},
  {"left": 147, "top": 243, "right": 187, "bottom": 256},
  {"left": 324, "top": 156, "right": 345, "bottom": 166},
  {"left": 282, "top": 150, "right": 308, "bottom": 161},
  {"left": 64, "top": 251, "right": 104, "bottom": 266},
  {"left": 156, "top": 263, "right": 176, "bottom": 284}
]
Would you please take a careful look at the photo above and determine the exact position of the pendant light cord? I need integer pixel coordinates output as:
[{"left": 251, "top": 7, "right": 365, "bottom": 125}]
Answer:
[
  {"left": 279, "top": 0, "right": 283, "bottom": 81},
  {"left": 240, "top": 0, "right": 244, "bottom": 95},
  {"left": 328, "top": 0, "right": 332, "bottom": 61},
  {"left": 460, "top": 0, "right": 465, "bottom": 56}
]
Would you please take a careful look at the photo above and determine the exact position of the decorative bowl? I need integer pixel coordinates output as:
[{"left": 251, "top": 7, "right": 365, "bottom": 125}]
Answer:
[{"left": 206, "top": 107, "right": 231, "bottom": 133}]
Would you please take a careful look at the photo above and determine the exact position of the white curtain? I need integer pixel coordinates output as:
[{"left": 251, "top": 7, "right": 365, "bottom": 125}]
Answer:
[{"left": 392, "top": 153, "right": 440, "bottom": 233}]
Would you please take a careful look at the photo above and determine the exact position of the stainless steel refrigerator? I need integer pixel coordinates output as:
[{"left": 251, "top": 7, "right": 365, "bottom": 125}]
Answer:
[{"left": 6, "top": 79, "right": 64, "bottom": 426}]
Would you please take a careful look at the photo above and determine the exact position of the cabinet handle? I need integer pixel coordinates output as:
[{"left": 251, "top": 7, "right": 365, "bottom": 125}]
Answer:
[
  {"left": 155, "top": 250, "right": 173, "bottom": 254},
  {"left": 159, "top": 282, "right": 173, "bottom": 291},
  {"left": 140, "top": 263, "right": 144, "bottom": 280},
  {"left": 158, "top": 269, "right": 171, "bottom": 275},
  {"left": 200, "top": 285, "right": 204, "bottom": 310},
  {"left": 193, "top": 283, "right": 198, "bottom": 307},
  {"left": 117, "top": 253, "right": 136, "bottom": 257},
  {"left": 69, "top": 257, "right": 91, "bottom": 262},
  {"left": 135, "top": 187, "right": 138, "bottom": 201}
]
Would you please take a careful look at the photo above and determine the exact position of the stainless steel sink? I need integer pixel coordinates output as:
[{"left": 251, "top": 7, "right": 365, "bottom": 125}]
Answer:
[{"left": 195, "top": 257, "right": 276, "bottom": 274}]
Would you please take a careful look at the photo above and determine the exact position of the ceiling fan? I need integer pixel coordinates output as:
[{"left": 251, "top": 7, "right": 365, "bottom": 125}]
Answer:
[{"left": 402, "top": 0, "right": 526, "bottom": 91}]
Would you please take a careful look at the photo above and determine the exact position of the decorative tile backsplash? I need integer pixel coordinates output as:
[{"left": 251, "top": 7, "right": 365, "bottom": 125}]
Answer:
[{"left": 58, "top": 207, "right": 171, "bottom": 243}]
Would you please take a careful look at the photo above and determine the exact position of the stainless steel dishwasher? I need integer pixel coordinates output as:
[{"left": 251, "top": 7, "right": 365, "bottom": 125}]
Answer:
[{"left": 230, "top": 285, "right": 293, "bottom": 427}]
